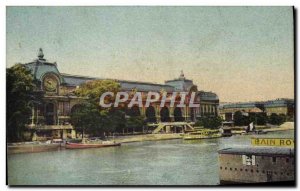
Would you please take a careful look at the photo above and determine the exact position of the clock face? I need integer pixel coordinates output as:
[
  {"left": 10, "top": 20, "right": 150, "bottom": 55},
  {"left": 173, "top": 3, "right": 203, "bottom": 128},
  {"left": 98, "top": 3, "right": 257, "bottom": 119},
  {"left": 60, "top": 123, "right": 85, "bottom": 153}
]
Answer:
[{"left": 43, "top": 75, "right": 58, "bottom": 92}]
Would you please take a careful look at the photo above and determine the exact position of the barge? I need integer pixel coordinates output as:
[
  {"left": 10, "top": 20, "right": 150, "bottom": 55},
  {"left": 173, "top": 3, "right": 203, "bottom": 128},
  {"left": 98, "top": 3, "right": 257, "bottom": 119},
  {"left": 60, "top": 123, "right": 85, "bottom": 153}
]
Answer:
[
  {"left": 65, "top": 141, "right": 121, "bottom": 149},
  {"left": 218, "top": 147, "right": 294, "bottom": 185},
  {"left": 183, "top": 129, "right": 222, "bottom": 140},
  {"left": 7, "top": 143, "right": 61, "bottom": 154}
]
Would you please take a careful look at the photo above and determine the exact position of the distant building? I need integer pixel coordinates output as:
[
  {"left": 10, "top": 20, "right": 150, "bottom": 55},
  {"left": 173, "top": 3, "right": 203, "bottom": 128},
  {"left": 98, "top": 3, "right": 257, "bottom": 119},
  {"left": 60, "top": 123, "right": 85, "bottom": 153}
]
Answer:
[
  {"left": 22, "top": 49, "right": 219, "bottom": 140},
  {"left": 264, "top": 99, "right": 294, "bottom": 117},
  {"left": 219, "top": 99, "right": 294, "bottom": 122}
]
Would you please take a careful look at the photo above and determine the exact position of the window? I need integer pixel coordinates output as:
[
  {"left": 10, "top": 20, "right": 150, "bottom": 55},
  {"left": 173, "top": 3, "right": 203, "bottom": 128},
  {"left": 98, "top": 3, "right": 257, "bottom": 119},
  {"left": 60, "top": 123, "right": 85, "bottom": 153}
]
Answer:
[
  {"left": 251, "top": 169, "right": 253, "bottom": 173},
  {"left": 286, "top": 158, "right": 289, "bottom": 163},
  {"left": 64, "top": 102, "right": 70, "bottom": 115},
  {"left": 242, "top": 155, "right": 256, "bottom": 166},
  {"left": 272, "top": 157, "right": 277, "bottom": 163},
  {"left": 230, "top": 168, "right": 232, "bottom": 171},
  {"left": 58, "top": 101, "right": 70, "bottom": 116},
  {"left": 58, "top": 102, "right": 64, "bottom": 116},
  {"left": 256, "top": 170, "right": 259, "bottom": 173},
  {"left": 220, "top": 167, "right": 222, "bottom": 170}
]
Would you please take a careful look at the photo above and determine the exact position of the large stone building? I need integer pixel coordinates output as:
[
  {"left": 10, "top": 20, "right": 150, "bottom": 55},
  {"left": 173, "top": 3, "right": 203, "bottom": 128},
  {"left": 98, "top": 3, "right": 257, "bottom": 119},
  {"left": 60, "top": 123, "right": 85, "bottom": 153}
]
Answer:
[
  {"left": 24, "top": 49, "right": 219, "bottom": 140},
  {"left": 219, "top": 99, "right": 294, "bottom": 122}
]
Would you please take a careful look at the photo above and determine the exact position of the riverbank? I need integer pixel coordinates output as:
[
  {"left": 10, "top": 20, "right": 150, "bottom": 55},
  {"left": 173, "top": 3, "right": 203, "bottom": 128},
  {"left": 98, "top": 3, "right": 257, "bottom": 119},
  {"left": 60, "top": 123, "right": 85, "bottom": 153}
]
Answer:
[
  {"left": 115, "top": 122, "right": 295, "bottom": 143},
  {"left": 7, "top": 123, "right": 294, "bottom": 154},
  {"left": 7, "top": 134, "right": 183, "bottom": 154},
  {"left": 113, "top": 133, "right": 182, "bottom": 143},
  {"left": 232, "top": 122, "right": 294, "bottom": 134}
]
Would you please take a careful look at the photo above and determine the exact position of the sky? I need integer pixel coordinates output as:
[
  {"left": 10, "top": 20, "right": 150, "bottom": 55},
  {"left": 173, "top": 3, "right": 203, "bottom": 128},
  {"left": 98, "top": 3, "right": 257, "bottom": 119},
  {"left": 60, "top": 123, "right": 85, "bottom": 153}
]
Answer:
[{"left": 6, "top": 6, "right": 294, "bottom": 102}]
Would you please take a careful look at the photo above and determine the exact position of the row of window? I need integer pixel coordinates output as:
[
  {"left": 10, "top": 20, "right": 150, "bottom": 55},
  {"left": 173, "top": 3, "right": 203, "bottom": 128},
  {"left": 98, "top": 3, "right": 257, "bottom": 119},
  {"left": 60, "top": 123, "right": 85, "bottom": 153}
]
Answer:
[
  {"left": 200, "top": 105, "right": 216, "bottom": 113},
  {"left": 45, "top": 102, "right": 217, "bottom": 116},
  {"left": 261, "top": 156, "right": 292, "bottom": 164},
  {"left": 220, "top": 166, "right": 291, "bottom": 176}
]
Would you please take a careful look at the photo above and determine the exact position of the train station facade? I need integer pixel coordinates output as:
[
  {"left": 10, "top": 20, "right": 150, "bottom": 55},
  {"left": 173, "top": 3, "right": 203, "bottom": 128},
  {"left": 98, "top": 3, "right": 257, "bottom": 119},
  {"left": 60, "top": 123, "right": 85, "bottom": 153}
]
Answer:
[{"left": 24, "top": 49, "right": 219, "bottom": 140}]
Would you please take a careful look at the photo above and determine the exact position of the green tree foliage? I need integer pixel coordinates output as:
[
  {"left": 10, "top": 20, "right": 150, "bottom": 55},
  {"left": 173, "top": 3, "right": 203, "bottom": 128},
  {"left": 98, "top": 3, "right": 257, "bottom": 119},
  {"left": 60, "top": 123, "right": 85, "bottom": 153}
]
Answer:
[
  {"left": 248, "top": 113, "right": 267, "bottom": 125},
  {"left": 233, "top": 111, "right": 251, "bottom": 126},
  {"left": 99, "top": 108, "right": 126, "bottom": 134},
  {"left": 196, "top": 116, "right": 223, "bottom": 129},
  {"left": 234, "top": 111, "right": 245, "bottom": 126},
  {"left": 268, "top": 113, "right": 286, "bottom": 125},
  {"left": 70, "top": 102, "right": 101, "bottom": 138},
  {"left": 125, "top": 116, "right": 144, "bottom": 132},
  {"left": 75, "top": 79, "right": 121, "bottom": 105},
  {"left": 71, "top": 80, "right": 125, "bottom": 137},
  {"left": 7, "top": 64, "right": 36, "bottom": 142}
]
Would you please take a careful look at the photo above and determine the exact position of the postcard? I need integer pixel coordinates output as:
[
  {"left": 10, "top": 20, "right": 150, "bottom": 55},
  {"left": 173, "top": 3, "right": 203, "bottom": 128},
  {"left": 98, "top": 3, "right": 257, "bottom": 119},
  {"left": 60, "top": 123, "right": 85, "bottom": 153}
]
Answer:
[{"left": 6, "top": 6, "right": 295, "bottom": 186}]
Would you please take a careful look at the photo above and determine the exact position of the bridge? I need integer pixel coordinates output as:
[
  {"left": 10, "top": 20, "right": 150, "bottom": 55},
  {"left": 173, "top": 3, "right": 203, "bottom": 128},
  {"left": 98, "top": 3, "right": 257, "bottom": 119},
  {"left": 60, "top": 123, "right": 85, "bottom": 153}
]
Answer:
[{"left": 147, "top": 122, "right": 195, "bottom": 134}]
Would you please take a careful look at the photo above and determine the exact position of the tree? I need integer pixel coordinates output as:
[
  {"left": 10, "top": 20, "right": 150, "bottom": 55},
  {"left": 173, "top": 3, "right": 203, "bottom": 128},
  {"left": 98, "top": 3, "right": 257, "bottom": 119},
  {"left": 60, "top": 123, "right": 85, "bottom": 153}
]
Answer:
[
  {"left": 71, "top": 80, "right": 125, "bottom": 137},
  {"left": 249, "top": 113, "right": 267, "bottom": 125},
  {"left": 125, "top": 116, "right": 144, "bottom": 133},
  {"left": 234, "top": 111, "right": 243, "bottom": 126},
  {"left": 233, "top": 111, "right": 250, "bottom": 126},
  {"left": 75, "top": 79, "right": 121, "bottom": 105},
  {"left": 268, "top": 113, "right": 286, "bottom": 125},
  {"left": 70, "top": 102, "right": 102, "bottom": 138},
  {"left": 99, "top": 108, "right": 126, "bottom": 135},
  {"left": 196, "top": 116, "right": 223, "bottom": 129},
  {"left": 7, "top": 64, "right": 36, "bottom": 142}
]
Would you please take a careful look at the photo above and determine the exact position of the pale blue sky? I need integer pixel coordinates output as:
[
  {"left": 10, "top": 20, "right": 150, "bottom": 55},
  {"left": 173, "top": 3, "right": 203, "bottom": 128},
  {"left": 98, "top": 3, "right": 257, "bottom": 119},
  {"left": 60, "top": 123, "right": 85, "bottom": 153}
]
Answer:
[{"left": 6, "top": 6, "right": 294, "bottom": 102}]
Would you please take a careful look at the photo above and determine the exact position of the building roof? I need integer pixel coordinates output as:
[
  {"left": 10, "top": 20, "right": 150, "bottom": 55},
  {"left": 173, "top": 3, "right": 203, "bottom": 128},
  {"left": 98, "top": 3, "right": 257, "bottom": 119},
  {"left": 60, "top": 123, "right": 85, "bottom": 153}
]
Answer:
[
  {"left": 220, "top": 98, "right": 294, "bottom": 110},
  {"left": 165, "top": 70, "right": 193, "bottom": 83},
  {"left": 198, "top": 91, "right": 219, "bottom": 101},
  {"left": 61, "top": 73, "right": 175, "bottom": 92},
  {"left": 220, "top": 102, "right": 259, "bottom": 109},
  {"left": 23, "top": 49, "right": 219, "bottom": 98},
  {"left": 61, "top": 73, "right": 98, "bottom": 86},
  {"left": 118, "top": 81, "right": 174, "bottom": 92},
  {"left": 24, "top": 60, "right": 65, "bottom": 84},
  {"left": 247, "top": 107, "right": 263, "bottom": 113},
  {"left": 264, "top": 99, "right": 295, "bottom": 108},
  {"left": 218, "top": 147, "right": 294, "bottom": 156},
  {"left": 62, "top": 73, "right": 220, "bottom": 96}
]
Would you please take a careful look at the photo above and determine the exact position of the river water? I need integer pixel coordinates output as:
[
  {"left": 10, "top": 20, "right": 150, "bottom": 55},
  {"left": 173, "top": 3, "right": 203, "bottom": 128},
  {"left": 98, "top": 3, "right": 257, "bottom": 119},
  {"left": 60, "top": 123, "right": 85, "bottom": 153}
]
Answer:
[{"left": 7, "top": 130, "right": 294, "bottom": 185}]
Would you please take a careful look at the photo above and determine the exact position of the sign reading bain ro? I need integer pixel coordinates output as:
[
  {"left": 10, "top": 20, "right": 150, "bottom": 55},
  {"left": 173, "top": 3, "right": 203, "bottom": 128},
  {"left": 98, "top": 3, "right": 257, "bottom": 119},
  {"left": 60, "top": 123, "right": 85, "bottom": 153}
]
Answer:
[{"left": 251, "top": 138, "right": 294, "bottom": 147}]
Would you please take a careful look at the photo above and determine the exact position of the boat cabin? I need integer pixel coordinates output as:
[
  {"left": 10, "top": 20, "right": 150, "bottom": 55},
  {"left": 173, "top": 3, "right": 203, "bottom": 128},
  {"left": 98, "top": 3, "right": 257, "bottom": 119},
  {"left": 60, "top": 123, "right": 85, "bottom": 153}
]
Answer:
[{"left": 218, "top": 147, "right": 294, "bottom": 184}]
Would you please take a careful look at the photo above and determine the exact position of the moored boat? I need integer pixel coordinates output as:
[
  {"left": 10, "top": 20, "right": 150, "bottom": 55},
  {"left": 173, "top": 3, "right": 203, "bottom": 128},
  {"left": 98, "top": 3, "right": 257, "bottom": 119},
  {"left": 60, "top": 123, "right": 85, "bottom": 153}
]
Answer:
[
  {"left": 220, "top": 127, "right": 233, "bottom": 137},
  {"left": 183, "top": 129, "right": 222, "bottom": 140},
  {"left": 240, "top": 129, "right": 268, "bottom": 135},
  {"left": 7, "top": 142, "right": 61, "bottom": 154},
  {"left": 65, "top": 141, "right": 121, "bottom": 149}
]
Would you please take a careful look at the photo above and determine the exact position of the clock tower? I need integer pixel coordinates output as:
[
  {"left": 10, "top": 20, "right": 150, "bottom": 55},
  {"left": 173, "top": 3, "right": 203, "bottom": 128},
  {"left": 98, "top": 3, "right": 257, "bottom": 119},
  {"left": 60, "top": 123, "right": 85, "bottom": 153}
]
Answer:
[
  {"left": 24, "top": 48, "right": 64, "bottom": 94},
  {"left": 43, "top": 73, "right": 59, "bottom": 93}
]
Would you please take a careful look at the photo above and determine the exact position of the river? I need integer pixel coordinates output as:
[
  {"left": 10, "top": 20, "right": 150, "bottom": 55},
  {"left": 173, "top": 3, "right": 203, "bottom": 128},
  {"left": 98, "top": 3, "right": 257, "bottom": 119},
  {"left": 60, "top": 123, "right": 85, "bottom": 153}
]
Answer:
[{"left": 7, "top": 130, "right": 294, "bottom": 185}]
